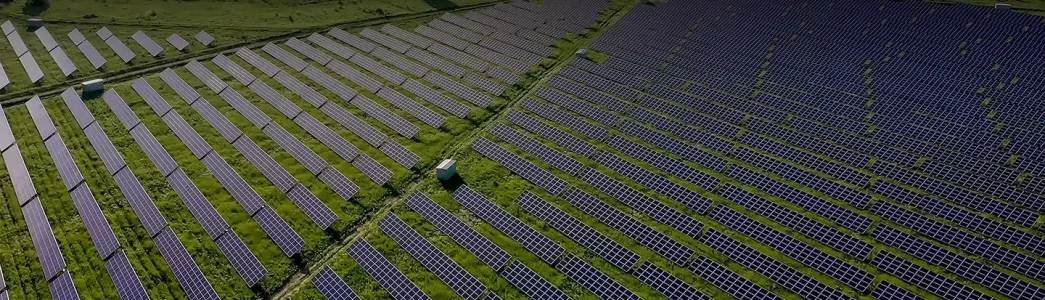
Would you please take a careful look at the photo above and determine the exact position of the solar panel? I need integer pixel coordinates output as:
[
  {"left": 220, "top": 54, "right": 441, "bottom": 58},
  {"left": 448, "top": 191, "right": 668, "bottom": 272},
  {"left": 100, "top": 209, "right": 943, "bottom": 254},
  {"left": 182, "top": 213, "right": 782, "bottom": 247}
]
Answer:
[
  {"left": 702, "top": 229, "right": 848, "bottom": 299},
  {"left": 535, "top": 88, "right": 618, "bottom": 127},
  {"left": 451, "top": 185, "right": 563, "bottom": 264},
  {"left": 428, "top": 43, "right": 489, "bottom": 72},
  {"left": 440, "top": 13, "right": 495, "bottom": 35},
  {"left": 167, "top": 33, "right": 190, "bottom": 51},
  {"left": 522, "top": 98, "right": 606, "bottom": 141},
  {"left": 190, "top": 98, "right": 242, "bottom": 143},
  {"left": 35, "top": 27, "right": 59, "bottom": 50},
  {"left": 328, "top": 28, "right": 375, "bottom": 53},
  {"left": 405, "top": 192, "right": 512, "bottom": 270},
  {"left": 96, "top": 27, "right": 113, "bottom": 39},
  {"left": 402, "top": 79, "right": 468, "bottom": 118},
  {"left": 0, "top": 106, "right": 12, "bottom": 151},
  {"left": 67, "top": 185, "right": 120, "bottom": 260},
  {"left": 514, "top": 191, "right": 639, "bottom": 270},
  {"left": 130, "top": 78, "right": 173, "bottom": 117},
  {"left": 472, "top": 137, "right": 568, "bottom": 195},
  {"left": 218, "top": 88, "right": 271, "bottom": 128},
  {"left": 80, "top": 121, "right": 126, "bottom": 175},
  {"left": 690, "top": 257, "right": 780, "bottom": 300},
  {"left": 711, "top": 206, "right": 874, "bottom": 291},
  {"left": 274, "top": 71, "right": 327, "bottom": 108},
  {"left": 302, "top": 66, "right": 358, "bottom": 103},
  {"left": 371, "top": 47, "right": 428, "bottom": 77},
  {"left": 23, "top": 196, "right": 68, "bottom": 280},
  {"left": 349, "top": 153, "right": 392, "bottom": 186},
  {"left": 414, "top": 25, "right": 470, "bottom": 51},
  {"left": 112, "top": 167, "right": 168, "bottom": 236},
  {"left": 195, "top": 31, "right": 214, "bottom": 46},
  {"left": 326, "top": 60, "right": 383, "bottom": 93},
  {"left": 263, "top": 123, "right": 326, "bottom": 175},
  {"left": 557, "top": 253, "right": 639, "bottom": 300},
  {"left": 485, "top": 66, "right": 520, "bottom": 85},
  {"left": 376, "top": 87, "right": 445, "bottom": 128},
  {"left": 506, "top": 110, "right": 595, "bottom": 157},
  {"left": 318, "top": 100, "right": 386, "bottom": 147},
  {"left": 104, "top": 35, "right": 137, "bottom": 63},
  {"left": 154, "top": 228, "right": 220, "bottom": 300},
  {"left": 422, "top": 72, "right": 491, "bottom": 108},
  {"left": 8, "top": 32, "right": 29, "bottom": 56},
  {"left": 463, "top": 72, "right": 506, "bottom": 96},
  {"left": 516, "top": 28, "right": 557, "bottom": 46},
  {"left": 632, "top": 262, "right": 709, "bottom": 300},
  {"left": 159, "top": 68, "right": 201, "bottom": 103},
  {"left": 59, "top": 86, "right": 95, "bottom": 128},
  {"left": 379, "top": 214, "right": 486, "bottom": 300},
  {"left": 500, "top": 261, "right": 568, "bottom": 300},
  {"left": 186, "top": 60, "right": 228, "bottom": 93},
  {"left": 490, "top": 123, "right": 583, "bottom": 175},
  {"left": 347, "top": 240, "right": 431, "bottom": 300},
  {"left": 464, "top": 44, "right": 529, "bottom": 73},
  {"left": 235, "top": 48, "right": 282, "bottom": 77},
  {"left": 592, "top": 151, "right": 712, "bottom": 214},
  {"left": 26, "top": 96, "right": 57, "bottom": 140},
  {"left": 489, "top": 31, "right": 552, "bottom": 57},
  {"left": 578, "top": 168, "right": 703, "bottom": 239},
  {"left": 548, "top": 76, "right": 630, "bottom": 114},
  {"left": 380, "top": 24, "right": 432, "bottom": 48},
  {"left": 479, "top": 38, "right": 541, "bottom": 65},
  {"left": 19, "top": 51, "right": 44, "bottom": 83},
  {"left": 212, "top": 54, "right": 256, "bottom": 85},
  {"left": 406, "top": 47, "right": 466, "bottom": 78},
  {"left": 285, "top": 184, "right": 339, "bottom": 229},
  {"left": 285, "top": 37, "right": 331, "bottom": 66},
  {"left": 4, "top": 145, "right": 38, "bottom": 205},
  {"left": 44, "top": 135, "right": 83, "bottom": 192},
  {"left": 232, "top": 137, "right": 296, "bottom": 192},
  {"left": 201, "top": 153, "right": 265, "bottom": 214},
  {"left": 1, "top": 20, "right": 14, "bottom": 35},
  {"left": 253, "top": 206, "right": 305, "bottom": 257},
  {"left": 312, "top": 266, "right": 361, "bottom": 300},
  {"left": 350, "top": 53, "right": 405, "bottom": 85},
  {"left": 426, "top": 19, "right": 484, "bottom": 45},
  {"left": 128, "top": 125, "right": 178, "bottom": 176},
  {"left": 465, "top": 10, "right": 521, "bottom": 33},
  {"left": 260, "top": 43, "right": 308, "bottom": 72},
  {"left": 379, "top": 141, "right": 419, "bottom": 169},
  {"left": 168, "top": 169, "right": 229, "bottom": 235},
  {"left": 351, "top": 94, "right": 418, "bottom": 138},
  {"left": 306, "top": 33, "right": 356, "bottom": 60},
  {"left": 215, "top": 231, "right": 267, "bottom": 286},
  {"left": 359, "top": 28, "right": 411, "bottom": 54},
  {"left": 317, "top": 166, "right": 361, "bottom": 200},
  {"left": 131, "top": 31, "right": 164, "bottom": 57},
  {"left": 75, "top": 40, "right": 107, "bottom": 69},
  {"left": 67, "top": 29, "right": 87, "bottom": 45},
  {"left": 105, "top": 251, "right": 149, "bottom": 300},
  {"left": 563, "top": 188, "right": 695, "bottom": 265},
  {"left": 0, "top": 62, "right": 9, "bottom": 90},
  {"left": 49, "top": 47, "right": 78, "bottom": 77},
  {"left": 48, "top": 271, "right": 79, "bottom": 300}
]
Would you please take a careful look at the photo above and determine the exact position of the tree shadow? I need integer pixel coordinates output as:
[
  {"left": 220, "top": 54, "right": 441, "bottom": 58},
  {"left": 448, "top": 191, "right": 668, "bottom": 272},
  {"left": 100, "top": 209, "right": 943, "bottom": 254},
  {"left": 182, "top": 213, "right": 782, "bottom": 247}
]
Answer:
[
  {"left": 22, "top": 1, "right": 50, "bottom": 16},
  {"left": 424, "top": 0, "right": 458, "bottom": 11}
]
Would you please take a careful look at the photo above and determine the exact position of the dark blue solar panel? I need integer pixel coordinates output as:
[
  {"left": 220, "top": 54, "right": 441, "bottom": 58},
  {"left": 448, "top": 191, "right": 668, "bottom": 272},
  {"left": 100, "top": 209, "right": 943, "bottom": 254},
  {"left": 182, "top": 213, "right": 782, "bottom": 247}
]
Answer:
[
  {"left": 167, "top": 168, "right": 230, "bottom": 239},
  {"left": 379, "top": 214, "right": 486, "bottom": 300},
  {"left": 22, "top": 199, "right": 67, "bottom": 280},
  {"left": 312, "top": 266, "right": 361, "bottom": 300},
  {"left": 347, "top": 240, "right": 431, "bottom": 300},
  {"left": 70, "top": 185, "right": 121, "bottom": 259},
  {"left": 253, "top": 206, "right": 305, "bottom": 257},
  {"left": 105, "top": 251, "right": 149, "bottom": 300},
  {"left": 405, "top": 192, "right": 512, "bottom": 270},
  {"left": 215, "top": 231, "right": 267, "bottom": 287},
  {"left": 154, "top": 228, "right": 219, "bottom": 300}
]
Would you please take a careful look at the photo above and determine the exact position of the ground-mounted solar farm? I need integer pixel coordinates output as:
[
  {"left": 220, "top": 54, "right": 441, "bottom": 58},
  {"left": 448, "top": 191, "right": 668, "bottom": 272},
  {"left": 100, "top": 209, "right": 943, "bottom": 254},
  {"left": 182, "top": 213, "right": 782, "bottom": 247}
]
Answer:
[{"left": 0, "top": 0, "right": 1044, "bottom": 299}]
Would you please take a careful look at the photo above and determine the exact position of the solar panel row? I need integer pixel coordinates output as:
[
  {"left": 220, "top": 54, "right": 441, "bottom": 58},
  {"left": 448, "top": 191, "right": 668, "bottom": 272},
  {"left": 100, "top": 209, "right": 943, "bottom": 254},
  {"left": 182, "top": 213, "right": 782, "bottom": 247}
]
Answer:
[
  {"left": 329, "top": 28, "right": 376, "bottom": 53},
  {"left": 167, "top": 33, "right": 190, "bottom": 51},
  {"left": 463, "top": 72, "right": 507, "bottom": 96},
  {"left": 379, "top": 214, "right": 486, "bottom": 300},
  {"left": 360, "top": 28, "right": 411, "bottom": 54},
  {"left": 371, "top": 47, "right": 429, "bottom": 77},
  {"left": 381, "top": 24, "right": 432, "bottom": 48},
  {"left": 131, "top": 31, "right": 164, "bottom": 57},
  {"left": 307, "top": 33, "right": 356, "bottom": 60},
  {"left": 376, "top": 87, "right": 445, "bottom": 128},
  {"left": 472, "top": 137, "right": 568, "bottom": 195},
  {"left": 422, "top": 72, "right": 492, "bottom": 108},
  {"left": 515, "top": 191, "right": 639, "bottom": 270},
  {"left": 285, "top": 37, "right": 332, "bottom": 66},
  {"left": 213, "top": 54, "right": 257, "bottom": 85},
  {"left": 347, "top": 240, "right": 432, "bottom": 300},
  {"left": 350, "top": 95, "right": 418, "bottom": 138},
  {"left": 490, "top": 123, "right": 583, "bottom": 175},
  {"left": 427, "top": 19, "right": 485, "bottom": 43},
  {"left": 451, "top": 185, "right": 564, "bottom": 264},
  {"left": 414, "top": 25, "right": 470, "bottom": 51},
  {"left": 405, "top": 191, "right": 512, "bottom": 270},
  {"left": 236, "top": 47, "right": 282, "bottom": 77},
  {"left": 326, "top": 60, "right": 383, "bottom": 93},
  {"left": 262, "top": 43, "right": 309, "bottom": 72}
]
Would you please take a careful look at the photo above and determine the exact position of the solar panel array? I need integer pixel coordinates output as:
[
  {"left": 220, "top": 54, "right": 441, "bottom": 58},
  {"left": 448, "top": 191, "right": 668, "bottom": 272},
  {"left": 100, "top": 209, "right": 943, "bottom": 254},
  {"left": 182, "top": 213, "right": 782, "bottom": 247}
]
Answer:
[
  {"left": 405, "top": 192, "right": 512, "bottom": 270},
  {"left": 312, "top": 266, "right": 361, "bottom": 300},
  {"left": 515, "top": 191, "right": 639, "bottom": 271},
  {"left": 451, "top": 185, "right": 564, "bottom": 264},
  {"left": 347, "top": 240, "right": 431, "bottom": 300},
  {"left": 379, "top": 214, "right": 486, "bottom": 300},
  {"left": 131, "top": 30, "right": 164, "bottom": 57}
]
